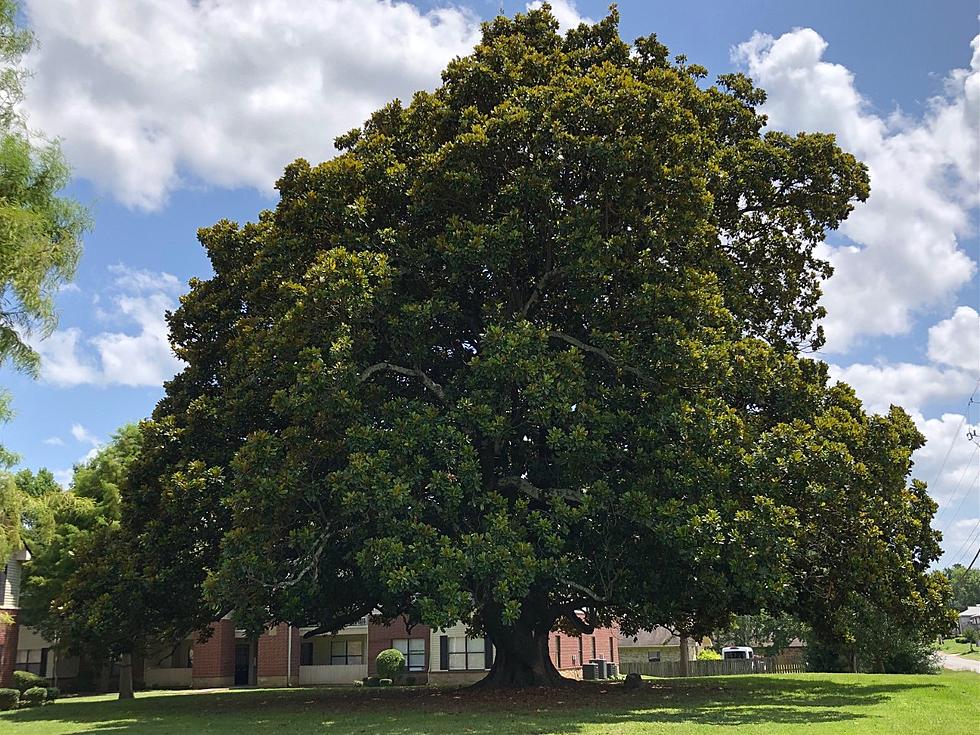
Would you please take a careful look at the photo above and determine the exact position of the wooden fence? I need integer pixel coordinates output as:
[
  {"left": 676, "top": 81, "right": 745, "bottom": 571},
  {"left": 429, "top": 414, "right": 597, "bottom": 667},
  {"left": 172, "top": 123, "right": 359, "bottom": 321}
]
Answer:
[{"left": 618, "top": 657, "right": 807, "bottom": 678}]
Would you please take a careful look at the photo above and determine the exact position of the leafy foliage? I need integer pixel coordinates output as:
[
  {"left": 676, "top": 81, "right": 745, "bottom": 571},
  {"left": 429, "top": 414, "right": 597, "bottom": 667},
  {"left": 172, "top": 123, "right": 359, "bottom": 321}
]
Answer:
[
  {"left": 944, "top": 565, "right": 980, "bottom": 613},
  {"left": 20, "top": 686, "right": 46, "bottom": 706},
  {"left": 696, "top": 648, "right": 721, "bottom": 661},
  {"left": 0, "top": 0, "right": 89, "bottom": 376},
  {"left": 20, "top": 425, "right": 143, "bottom": 662},
  {"left": 376, "top": 648, "right": 405, "bottom": 680},
  {"left": 12, "top": 670, "right": 45, "bottom": 693},
  {"left": 126, "top": 6, "right": 941, "bottom": 687},
  {"left": 0, "top": 687, "right": 17, "bottom": 710}
]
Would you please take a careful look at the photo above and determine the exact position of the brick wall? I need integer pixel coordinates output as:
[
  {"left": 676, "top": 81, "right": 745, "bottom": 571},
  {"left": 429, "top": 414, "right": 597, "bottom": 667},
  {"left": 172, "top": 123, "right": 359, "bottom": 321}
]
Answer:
[
  {"left": 256, "top": 623, "right": 301, "bottom": 686},
  {"left": 192, "top": 619, "right": 235, "bottom": 688},
  {"left": 549, "top": 624, "right": 619, "bottom": 671},
  {"left": 368, "top": 617, "right": 430, "bottom": 681},
  {"left": 0, "top": 611, "right": 19, "bottom": 688}
]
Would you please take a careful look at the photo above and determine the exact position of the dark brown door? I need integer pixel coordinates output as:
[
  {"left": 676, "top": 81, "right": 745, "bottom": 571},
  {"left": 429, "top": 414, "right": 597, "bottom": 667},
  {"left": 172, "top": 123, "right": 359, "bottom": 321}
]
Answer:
[{"left": 234, "top": 644, "right": 250, "bottom": 685}]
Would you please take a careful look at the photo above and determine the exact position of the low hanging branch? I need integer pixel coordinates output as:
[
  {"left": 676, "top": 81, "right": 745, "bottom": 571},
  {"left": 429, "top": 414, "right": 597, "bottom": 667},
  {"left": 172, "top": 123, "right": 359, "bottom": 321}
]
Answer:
[{"left": 358, "top": 361, "right": 449, "bottom": 405}]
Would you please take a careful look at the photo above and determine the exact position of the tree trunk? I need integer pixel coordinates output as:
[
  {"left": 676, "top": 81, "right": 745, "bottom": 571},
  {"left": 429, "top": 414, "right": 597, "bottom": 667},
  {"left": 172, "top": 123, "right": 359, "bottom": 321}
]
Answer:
[
  {"left": 118, "top": 653, "right": 134, "bottom": 700},
  {"left": 474, "top": 622, "right": 567, "bottom": 688},
  {"left": 679, "top": 635, "right": 690, "bottom": 677}
]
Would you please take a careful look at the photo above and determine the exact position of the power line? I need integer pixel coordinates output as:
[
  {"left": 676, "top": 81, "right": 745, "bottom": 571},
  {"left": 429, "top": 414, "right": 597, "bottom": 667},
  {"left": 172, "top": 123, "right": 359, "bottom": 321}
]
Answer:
[
  {"left": 966, "top": 546, "right": 980, "bottom": 572},
  {"left": 950, "top": 498, "right": 980, "bottom": 567},
  {"left": 936, "top": 442, "right": 980, "bottom": 533},
  {"left": 928, "top": 380, "right": 980, "bottom": 489}
]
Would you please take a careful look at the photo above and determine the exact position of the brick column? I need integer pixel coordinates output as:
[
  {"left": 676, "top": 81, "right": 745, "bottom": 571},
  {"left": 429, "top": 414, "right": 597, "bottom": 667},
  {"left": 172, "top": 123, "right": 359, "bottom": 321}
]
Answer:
[
  {"left": 257, "top": 624, "right": 300, "bottom": 687},
  {"left": 192, "top": 619, "right": 235, "bottom": 688},
  {"left": 0, "top": 611, "right": 19, "bottom": 688}
]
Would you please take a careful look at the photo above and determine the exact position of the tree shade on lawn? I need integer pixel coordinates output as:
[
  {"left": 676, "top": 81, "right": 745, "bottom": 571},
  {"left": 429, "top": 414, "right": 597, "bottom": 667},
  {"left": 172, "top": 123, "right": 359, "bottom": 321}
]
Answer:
[
  {"left": 0, "top": 673, "right": 979, "bottom": 735},
  {"left": 123, "top": 5, "right": 947, "bottom": 687}
]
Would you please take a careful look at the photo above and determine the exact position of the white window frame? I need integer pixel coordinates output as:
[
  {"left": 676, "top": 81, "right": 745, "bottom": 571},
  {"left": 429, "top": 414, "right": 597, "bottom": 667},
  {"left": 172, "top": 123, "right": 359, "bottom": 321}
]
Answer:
[
  {"left": 393, "top": 638, "right": 425, "bottom": 671},
  {"left": 448, "top": 637, "right": 485, "bottom": 671}
]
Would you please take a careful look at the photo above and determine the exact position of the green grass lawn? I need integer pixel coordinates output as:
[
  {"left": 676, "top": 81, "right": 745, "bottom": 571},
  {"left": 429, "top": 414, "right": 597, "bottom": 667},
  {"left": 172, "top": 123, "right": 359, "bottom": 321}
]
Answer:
[
  {"left": 0, "top": 672, "right": 977, "bottom": 735},
  {"left": 938, "top": 638, "right": 980, "bottom": 660}
]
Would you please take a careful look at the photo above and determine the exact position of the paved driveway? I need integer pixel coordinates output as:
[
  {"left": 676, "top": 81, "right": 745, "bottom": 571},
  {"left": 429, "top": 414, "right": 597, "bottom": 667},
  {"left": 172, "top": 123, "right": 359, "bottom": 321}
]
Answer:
[{"left": 937, "top": 651, "right": 980, "bottom": 672}]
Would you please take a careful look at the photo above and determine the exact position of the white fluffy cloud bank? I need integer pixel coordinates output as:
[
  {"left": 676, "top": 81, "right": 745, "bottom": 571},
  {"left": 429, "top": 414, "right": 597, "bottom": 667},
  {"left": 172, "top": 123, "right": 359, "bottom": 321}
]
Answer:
[
  {"left": 20, "top": 0, "right": 484, "bottom": 210},
  {"left": 19, "top": 1, "right": 598, "bottom": 210},
  {"left": 735, "top": 29, "right": 979, "bottom": 354},
  {"left": 33, "top": 265, "right": 184, "bottom": 388}
]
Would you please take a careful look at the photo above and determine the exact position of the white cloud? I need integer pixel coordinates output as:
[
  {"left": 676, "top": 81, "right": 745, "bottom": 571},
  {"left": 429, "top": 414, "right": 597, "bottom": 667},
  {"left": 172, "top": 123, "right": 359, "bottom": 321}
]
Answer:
[
  {"left": 52, "top": 468, "right": 72, "bottom": 487},
  {"left": 928, "top": 306, "right": 980, "bottom": 374},
  {"left": 70, "top": 423, "right": 100, "bottom": 446},
  {"left": 33, "top": 265, "right": 184, "bottom": 388},
  {"left": 735, "top": 30, "right": 979, "bottom": 353},
  {"left": 526, "top": 1, "right": 591, "bottom": 30},
  {"left": 20, "top": 0, "right": 485, "bottom": 210},
  {"left": 828, "top": 361, "right": 976, "bottom": 416},
  {"left": 42, "top": 436, "right": 65, "bottom": 446}
]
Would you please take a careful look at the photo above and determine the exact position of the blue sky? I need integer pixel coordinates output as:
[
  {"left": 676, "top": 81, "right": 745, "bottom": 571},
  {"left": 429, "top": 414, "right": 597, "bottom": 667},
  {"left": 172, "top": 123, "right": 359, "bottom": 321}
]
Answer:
[{"left": 3, "top": 0, "right": 978, "bottom": 564}]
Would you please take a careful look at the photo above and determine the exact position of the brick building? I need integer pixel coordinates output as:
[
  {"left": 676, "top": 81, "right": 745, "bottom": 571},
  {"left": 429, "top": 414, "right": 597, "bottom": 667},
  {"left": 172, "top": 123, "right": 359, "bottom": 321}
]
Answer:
[{"left": 5, "top": 548, "right": 618, "bottom": 690}]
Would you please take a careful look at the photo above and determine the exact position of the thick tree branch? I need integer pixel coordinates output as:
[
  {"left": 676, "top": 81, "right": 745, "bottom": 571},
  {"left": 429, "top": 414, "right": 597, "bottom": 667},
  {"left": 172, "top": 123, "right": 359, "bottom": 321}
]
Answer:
[
  {"left": 303, "top": 604, "right": 375, "bottom": 638},
  {"left": 358, "top": 362, "right": 448, "bottom": 405},
  {"left": 558, "top": 577, "right": 611, "bottom": 604},
  {"left": 559, "top": 607, "right": 596, "bottom": 635},
  {"left": 547, "top": 331, "right": 649, "bottom": 383},
  {"left": 498, "top": 475, "right": 584, "bottom": 505},
  {"left": 521, "top": 267, "right": 565, "bottom": 317}
]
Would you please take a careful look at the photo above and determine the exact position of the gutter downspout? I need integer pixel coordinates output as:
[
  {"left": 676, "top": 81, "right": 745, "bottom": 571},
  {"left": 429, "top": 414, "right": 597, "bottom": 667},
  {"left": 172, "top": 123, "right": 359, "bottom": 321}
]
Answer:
[{"left": 286, "top": 625, "right": 292, "bottom": 687}]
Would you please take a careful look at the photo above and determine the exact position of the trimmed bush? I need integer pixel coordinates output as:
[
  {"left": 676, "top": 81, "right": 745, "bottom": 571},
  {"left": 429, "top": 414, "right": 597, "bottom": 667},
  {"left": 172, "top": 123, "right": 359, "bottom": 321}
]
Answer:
[
  {"left": 697, "top": 648, "right": 722, "bottom": 661},
  {"left": 45, "top": 687, "right": 60, "bottom": 702},
  {"left": 0, "top": 688, "right": 19, "bottom": 711},
  {"left": 365, "top": 676, "right": 380, "bottom": 687},
  {"left": 379, "top": 678, "right": 393, "bottom": 687},
  {"left": 12, "top": 670, "right": 46, "bottom": 694},
  {"left": 21, "top": 686, "right": 47, "bottom": 707},
  {"left": 376, "top": 648, "right": 405, "bottom": 680}
]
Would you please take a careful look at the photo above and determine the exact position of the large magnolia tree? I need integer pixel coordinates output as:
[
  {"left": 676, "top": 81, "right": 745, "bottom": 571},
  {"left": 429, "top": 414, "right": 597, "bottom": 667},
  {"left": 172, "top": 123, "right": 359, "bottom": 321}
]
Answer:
[{"left": 127, "top": 7, "right": 948, "bottom": 686}]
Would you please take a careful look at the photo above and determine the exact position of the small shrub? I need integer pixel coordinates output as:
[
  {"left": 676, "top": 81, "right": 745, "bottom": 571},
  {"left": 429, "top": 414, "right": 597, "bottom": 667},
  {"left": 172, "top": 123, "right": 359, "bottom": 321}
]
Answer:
[
  {"left": 955, "top": 637, "right": 968, "bottom": 644},
  {"left": 21, "top": 687, "right": 47, "bottom": 707},
  {"left": 365, "top": 676, "right": 380, "bottom": 687},
  {"left": 375, "top": 648, "right": 405, "bottom": 680},
  {"left": 45, "top": 687, "right": 60, "bottom": 702},
  {"left": 697, "top": 648, "right": 722, "bottom": 661},
  {"left": 0, "top": 688, "right": 19, "bottom": 711},
  {"left": 352, "top": 679, "right": 364, "bottom": 687},
  {"left": 379, "top": 678, "right": 393, "bottom": 687},
  {"left": 12, "top": 670, "right": 46, "bottom": 694}
]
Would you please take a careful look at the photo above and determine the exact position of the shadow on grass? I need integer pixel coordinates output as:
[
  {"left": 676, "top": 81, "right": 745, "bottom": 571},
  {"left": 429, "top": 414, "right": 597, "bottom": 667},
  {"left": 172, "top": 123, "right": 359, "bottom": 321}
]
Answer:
[{"left": 0, "top": 675, "right": 943, "bottom": 734}]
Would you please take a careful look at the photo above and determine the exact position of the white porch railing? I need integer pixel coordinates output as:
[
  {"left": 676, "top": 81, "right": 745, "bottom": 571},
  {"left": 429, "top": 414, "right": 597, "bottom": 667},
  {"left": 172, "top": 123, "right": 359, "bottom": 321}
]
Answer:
[{"left": 299, "top": 663, "right": 368, "bottom": 685}]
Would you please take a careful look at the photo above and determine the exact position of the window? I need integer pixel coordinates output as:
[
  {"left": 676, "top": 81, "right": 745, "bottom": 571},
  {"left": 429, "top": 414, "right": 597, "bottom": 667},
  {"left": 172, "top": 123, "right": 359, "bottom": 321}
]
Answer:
[
  {"left": 591, "top": 637, "right": 596, "bottom": 660},
  {"left": 393, "top": 638, "right": 425, "bottom": 671},
  {"left": 300, "top": 641, "right": 314, "bottom": 666},
  {"left": 330, "top": 639, "right": 363, "bottom": 665},
  {"left": 648, "top": 651, "right": 661, "bottom": 662},
  {"left": 15, "top": 648, "right": 46, "bottom": 676},
  {"left": 610, "top": 638, "right": 614, "bottom": 662},
  {"left": 448, "top": 637, "right": 485, "bottom": 671},
  {"left": 555, "top": 636, "right": 561, "bottom": 668}
]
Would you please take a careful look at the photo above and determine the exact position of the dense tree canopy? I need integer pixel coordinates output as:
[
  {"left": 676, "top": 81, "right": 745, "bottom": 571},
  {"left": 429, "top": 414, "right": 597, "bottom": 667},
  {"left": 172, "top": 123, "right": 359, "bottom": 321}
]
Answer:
[
  {"left": 128, "top": 7, "right": 945, "bottom": 686},
  {"left": 20, "top": 425, "right": 146, "bottom": 696}
]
